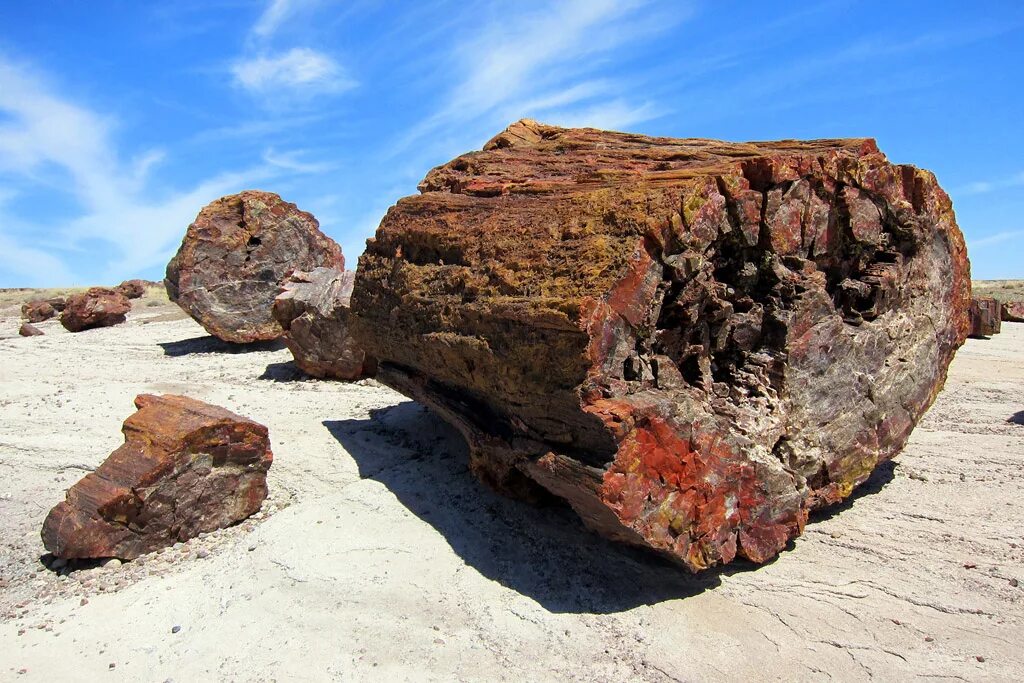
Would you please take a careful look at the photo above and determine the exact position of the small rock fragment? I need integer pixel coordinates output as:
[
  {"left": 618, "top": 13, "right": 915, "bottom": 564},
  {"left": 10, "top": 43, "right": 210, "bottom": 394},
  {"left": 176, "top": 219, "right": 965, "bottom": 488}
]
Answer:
[
  {"left": 171, "top": 625, "right": 181, "bottom": 634},
  {"left": 1001, "top": 300, "right": 1024, "bottom": 323},
  {"left": 18, "top": 322, "right": 44, "bottom": 337}
]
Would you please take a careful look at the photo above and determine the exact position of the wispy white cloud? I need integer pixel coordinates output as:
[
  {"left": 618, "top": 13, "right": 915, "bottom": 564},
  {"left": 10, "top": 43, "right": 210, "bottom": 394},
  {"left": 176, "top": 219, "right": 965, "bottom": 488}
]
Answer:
[
  {"left": 968, "top": 230, "right": 1024, "bottom": 249},
  {"left": 0, "top": 55, "right": 271, "bottom": 285},
  {"left": 262, "top": 147, "right": 337, "bottom": 174},
  {"left": 252, "top": 0, "right": 296, "bottom": 39},
  {"left": 231, "top": 47, "right": 355, "bottom": 95},
  {"left": 397, "top": 0, "right": 681, "bottom": 153},
  {"left": 957, "top": 172, "right": 1024, "bottom": 196}
]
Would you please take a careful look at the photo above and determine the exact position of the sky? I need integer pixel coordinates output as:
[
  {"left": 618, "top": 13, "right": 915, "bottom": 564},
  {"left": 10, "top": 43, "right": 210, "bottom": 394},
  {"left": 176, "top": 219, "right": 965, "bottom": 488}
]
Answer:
[{"left": 0, "top": 0, "right": 1022, "bottom": 287}]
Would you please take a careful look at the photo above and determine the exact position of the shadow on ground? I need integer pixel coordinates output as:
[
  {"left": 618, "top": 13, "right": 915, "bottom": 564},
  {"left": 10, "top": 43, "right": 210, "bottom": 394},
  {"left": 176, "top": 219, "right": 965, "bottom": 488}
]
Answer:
[
  {"left": 322, "top": 401, "right": 796, "bottom": 615},
  {"left": 259, "top": 360, "right": 311, "bottom": 382},
  {"left": 808, "top": 459, "right": 897, "bottom": 524},
  {"left": 159, "top": 335, "right": 285, "bottom": 357}
]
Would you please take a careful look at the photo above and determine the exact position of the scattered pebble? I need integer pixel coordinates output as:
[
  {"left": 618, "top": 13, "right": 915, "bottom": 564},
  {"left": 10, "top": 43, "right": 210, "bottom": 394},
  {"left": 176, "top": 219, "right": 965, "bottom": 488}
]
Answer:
[
  {"left": 247, "top": 545, "right": 256, "bottom": 552},
  {"left": 103, "top": 558, "right": 122, "bottom": 569},
  {"left": 925, "top": 636, "right": 934, "bottom": 642},
  {"left": 964, "top": 562, "right": 977, "bottom": 569},
  {"left": 109, "top": 662, "right": 116, "bottom": 670},
  {"left": 1010, "top": 578, "right": 1019, "bottom": 588},
  {"left": 976, "top": 655, "right": 985, "bottom": 663},
  {"left": 171, "top": 625, "right": 181, "bottom": 634},
  {"left": 197, "top": 549, "right": 209, "bottom": 559}
]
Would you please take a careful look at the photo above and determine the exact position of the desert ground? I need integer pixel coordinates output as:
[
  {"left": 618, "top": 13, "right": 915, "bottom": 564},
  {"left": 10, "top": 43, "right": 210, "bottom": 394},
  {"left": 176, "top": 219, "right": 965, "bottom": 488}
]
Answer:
[{"left": 0, "top": 287, "right": 1022, "bottom": 682}]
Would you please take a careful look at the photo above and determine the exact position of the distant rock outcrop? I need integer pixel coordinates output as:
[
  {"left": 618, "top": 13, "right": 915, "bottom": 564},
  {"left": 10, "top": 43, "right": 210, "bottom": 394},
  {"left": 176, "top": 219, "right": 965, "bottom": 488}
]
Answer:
[
  {"left": 272, "top": 267, "right": 373, "bottom": 380},
  {"left": 60, "top": 288, "right": 131, "bottom": 332},
  {"left": 22, "top": 300, "right": 56, "bottom": 323},
  {"left": 352, "top": 120, "right": 970, "bottom": 573},
  {"left": 41, "top": 394, "right": 273, "bottom": 560},
  {"left": 165, "top": 190, "right": 345, "bottom": 343}
]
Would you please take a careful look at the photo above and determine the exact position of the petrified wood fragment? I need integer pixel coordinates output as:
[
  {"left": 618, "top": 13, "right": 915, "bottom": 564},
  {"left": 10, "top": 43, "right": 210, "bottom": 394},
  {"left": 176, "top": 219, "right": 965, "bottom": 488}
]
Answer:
[
  {"left": 60, "top": 287, "right": 131, "bottom": 332},
  {"left": 351, "top": 120, "right": 970, "bottom": 572},
  {"left": 41, "top": 394, "right": 272, "bottom": 560},
  {"left": 1001, "top": 300, "right": 1024, "bottom": 323},
  {"left": 115, "top": 279, "right": 147, "bottom": 299},
  {"left": 969, "top": 296, "right": 1001, "bottom": 337},
  {"left": 165, "top": 190, "right": 345, "bottom": 343},
  {"left": 272, "top": 267, "right": 373, "bottom": 380},
  {"left": 22, "top": 300, "right": 55, "bottom": 322},
  {"left": 19, "top": 322, "right": 44, "bottom": 337}
]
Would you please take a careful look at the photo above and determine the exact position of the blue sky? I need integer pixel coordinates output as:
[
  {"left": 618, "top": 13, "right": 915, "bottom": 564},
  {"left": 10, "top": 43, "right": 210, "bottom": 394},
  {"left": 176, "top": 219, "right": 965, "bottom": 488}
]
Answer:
[{"left": 0, "top": 0, "right": 1022, "bottom": 286}]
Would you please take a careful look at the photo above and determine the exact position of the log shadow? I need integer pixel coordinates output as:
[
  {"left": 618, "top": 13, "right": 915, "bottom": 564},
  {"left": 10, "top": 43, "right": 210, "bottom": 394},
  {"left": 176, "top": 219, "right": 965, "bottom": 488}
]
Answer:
[
  {"left": 159, "top": 335, "right": 285, "bottom": 357},
  {"left": 808, "top": 459, "right": 897, "bottom": 524},
  {"left": 259, "top": 360, "right": 311, "bottom": 383},
  {"left": 322, "top": 402, "right": 759, "bottom": 615},
  {"left": 1007, "top": 410, "right": 1024, "bottom": 426}
]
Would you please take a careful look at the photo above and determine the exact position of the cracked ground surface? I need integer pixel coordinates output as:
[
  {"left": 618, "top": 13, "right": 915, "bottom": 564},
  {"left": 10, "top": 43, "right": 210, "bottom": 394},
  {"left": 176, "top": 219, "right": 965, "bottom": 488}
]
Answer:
[{"left": 0, "top": 297, "right": 1021, "bottom": 681}]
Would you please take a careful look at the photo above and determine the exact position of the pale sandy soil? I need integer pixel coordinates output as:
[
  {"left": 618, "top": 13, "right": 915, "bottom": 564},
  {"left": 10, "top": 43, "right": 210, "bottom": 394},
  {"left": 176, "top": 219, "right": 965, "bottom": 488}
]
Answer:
[{"left": 0, "top": 296, "right": 1022, "bottom": 682}]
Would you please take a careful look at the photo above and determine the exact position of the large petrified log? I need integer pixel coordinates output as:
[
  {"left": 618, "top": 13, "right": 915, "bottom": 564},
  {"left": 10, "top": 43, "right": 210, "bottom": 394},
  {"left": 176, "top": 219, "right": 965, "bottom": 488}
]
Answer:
[
  {"left": 41, "top": 394, "right": 272, "bottom": 560},
  {"left": 271, "top": 267, "right": 373, "bottom": 380},
  {"left": 351, "top": 120, "right": 970, "bottom": 572},
  {"left": 165, "top": 190, "right": 345, "bottom": 343},
  {"left": 60, "top": 287, "right": 131, "bottom": 332},
  {"left": 968, "top": 296, "right": 1001, "bottom": 337},
  {"left": 1001, "top": 300, "right": 1024, "bottom": 323}
]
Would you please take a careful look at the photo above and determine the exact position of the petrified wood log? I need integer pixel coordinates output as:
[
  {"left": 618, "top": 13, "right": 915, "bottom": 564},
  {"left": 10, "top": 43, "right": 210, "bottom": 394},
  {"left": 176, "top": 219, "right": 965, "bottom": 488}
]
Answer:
[
  {"left": 60, "top": 287, "right": 131, "bottom": 332},
  {"left": 165, "top": 190, "right": 345, "bottom": 343},
  {"left": 115, "top": 279, "right": 147, "bottom": 299},
  {"left": 351, "top": 120, "right": 970, "bottom": 572},
  {"left": 969, "top": 296, "right": 1001, "bottom": 337},
  {"left": 22, "top": 300, "right": 56, "bottom": 322},
  {"left": 1001, "top": 300, "right": 1024, "bottom": 323},
  {"left": 272, "top": 267, "right": 373, "bottom": 380},
  {"left": 41, "top": 394, "right": 272, "bottom": 560}
]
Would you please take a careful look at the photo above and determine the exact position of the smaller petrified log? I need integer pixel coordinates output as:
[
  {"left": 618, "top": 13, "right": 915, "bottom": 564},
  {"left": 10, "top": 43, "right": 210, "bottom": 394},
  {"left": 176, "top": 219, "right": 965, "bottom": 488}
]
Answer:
[
  {"left": 22, "top": 300, "right": 56, "bottom": 323},
  {"left": 41, "top": 394, "right": 272, "bottom": 560},
  {"left": 1002, "top": 301, "right": 1024, "bottom": 323},
  {"left": 272, "top": 268, "right": 373, "bottom": 380},
  {"left": 115, "top": 279, "right": 147, "bottom": 299},
  {"left": 969, "top": 297, "right": 1001, "bottom": 337},
  {"left": 60, "top": 288, "right": 131, "bottom": 332},
  {"left": 19, "top": 322, "right": 44, "bottom": 337},
  {"left": 165, "top": 190, "right": 345, "bottom": 343}
]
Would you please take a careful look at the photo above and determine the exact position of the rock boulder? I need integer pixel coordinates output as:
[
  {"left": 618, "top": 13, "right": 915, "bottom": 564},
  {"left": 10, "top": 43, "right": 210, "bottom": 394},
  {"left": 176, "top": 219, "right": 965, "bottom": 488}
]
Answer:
[
  {"left": 351, "top": 120, "right": 970, "bottom": 572},
  {"left": 41, "top": 394, "right": 273, "bottom": 560},
  {"left": 272, "top": 268, "right": 373, "bottom": 380},
  {"left": 60, "top": 288, "right": 131, "bottom": 332},
  {"left": 165, "top": 190, "right": 345, "bottom": 343}
]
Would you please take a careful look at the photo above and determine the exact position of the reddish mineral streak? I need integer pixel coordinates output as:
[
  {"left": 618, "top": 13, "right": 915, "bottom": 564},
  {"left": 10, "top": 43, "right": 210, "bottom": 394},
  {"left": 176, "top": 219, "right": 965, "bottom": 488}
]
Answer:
[{"left": 351, "top": 120, "right": 970, "bottom": 572}]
